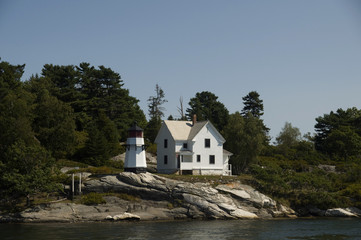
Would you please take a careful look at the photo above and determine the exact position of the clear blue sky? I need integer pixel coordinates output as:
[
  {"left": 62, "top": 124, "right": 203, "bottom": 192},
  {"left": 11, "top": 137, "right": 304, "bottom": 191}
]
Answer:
[{"left": 1, "top": 0, "right": 361, "bottom": 141}]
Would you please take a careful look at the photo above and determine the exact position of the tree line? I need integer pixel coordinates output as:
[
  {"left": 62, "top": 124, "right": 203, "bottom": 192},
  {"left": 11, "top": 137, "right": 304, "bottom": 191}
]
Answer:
[{"left": 1, "top": 59, "right": 361, "bottom": 210}]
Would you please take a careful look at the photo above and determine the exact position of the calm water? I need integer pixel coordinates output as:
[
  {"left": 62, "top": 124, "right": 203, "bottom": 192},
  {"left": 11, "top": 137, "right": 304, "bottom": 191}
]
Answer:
[{"left": 1, "top": 218, "right": 361, "bottom": 240}]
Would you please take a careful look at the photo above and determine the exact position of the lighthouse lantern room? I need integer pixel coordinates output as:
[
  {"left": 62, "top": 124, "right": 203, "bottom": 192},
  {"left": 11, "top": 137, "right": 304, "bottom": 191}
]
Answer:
[{"left": 124, "top": 122, "right": 147, "bottom": 173}]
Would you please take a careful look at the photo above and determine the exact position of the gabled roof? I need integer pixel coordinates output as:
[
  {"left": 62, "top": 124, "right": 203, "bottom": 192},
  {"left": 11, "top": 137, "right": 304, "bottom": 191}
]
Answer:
[
  {"left": 188, "top": 121, "right": 208, "bottom": 140},
  {"left": 161, "top": 120, "right": 192, "bottom": 140},
  {"left": 157, "top": 120, "right": 225, "bottom": 143}
]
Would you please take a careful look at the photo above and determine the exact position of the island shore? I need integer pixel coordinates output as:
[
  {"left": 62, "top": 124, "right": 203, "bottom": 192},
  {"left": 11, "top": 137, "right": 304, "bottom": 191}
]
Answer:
[{"left": 1, "top": 172, "right": 360, "bottom": 223}]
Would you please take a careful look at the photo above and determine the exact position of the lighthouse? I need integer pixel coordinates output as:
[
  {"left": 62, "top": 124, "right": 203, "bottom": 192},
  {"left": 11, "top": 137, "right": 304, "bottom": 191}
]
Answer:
[{"left": 124, "top": 122, "right": 147, "bottom": 173}]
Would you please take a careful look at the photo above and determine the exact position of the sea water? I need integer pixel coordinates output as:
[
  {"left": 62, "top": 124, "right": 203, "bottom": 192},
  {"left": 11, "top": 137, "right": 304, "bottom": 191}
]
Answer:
[{"left": 1, "top": 218, "right": 361, "bottom": 240}]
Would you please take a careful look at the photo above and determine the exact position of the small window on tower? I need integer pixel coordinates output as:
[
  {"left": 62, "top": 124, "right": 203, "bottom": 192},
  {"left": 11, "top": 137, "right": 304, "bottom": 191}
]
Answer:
[
  {"left": 197, "top": 155, "right": 201, "bottom": 162},
  {"left": 164, "top": 139, "right": 168, "bottom": 148},
  {"left": 164, "top": 155, "right": 168, "bottom": 164},
  {"left": 183, "top": 143, "right": 188, "bottom": 149}
]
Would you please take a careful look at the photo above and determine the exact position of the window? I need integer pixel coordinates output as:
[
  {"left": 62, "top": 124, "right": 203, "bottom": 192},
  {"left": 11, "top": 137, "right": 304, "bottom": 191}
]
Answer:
[
  {"left": 197, "top": 155, "right": 201, "bottom": 162},
  {"left": 164, "top": 155, "right": 168, "bottom": 164},
  {"left": 164, "top": 139, "right": 168, "bottom": 148},
  {"left": 209, "top": 155, "right": 215, "bottom": 164},
  {"left": 205, "top": 138, "right": 210, "bottom": 148},
  {"left": 183, "top": 143, "right": 188, "bottom": 149}
]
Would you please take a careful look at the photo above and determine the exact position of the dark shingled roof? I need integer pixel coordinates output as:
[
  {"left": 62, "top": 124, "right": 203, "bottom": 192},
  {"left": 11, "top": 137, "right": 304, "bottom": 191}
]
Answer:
[{"left": 128, "top": 122, "right": 143, "bottom": 131}]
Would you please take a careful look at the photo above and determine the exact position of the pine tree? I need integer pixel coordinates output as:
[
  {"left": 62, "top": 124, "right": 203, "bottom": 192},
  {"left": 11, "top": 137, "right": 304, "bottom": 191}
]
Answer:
[
  {"left": 241, "top": 91, "right": 264, "bottom": 118},
  {"left": 186, "top": 91, "right": 229, "bottom": 132},
  {"left": 146, "top": 84, "right": 167, "bottom": 143}
]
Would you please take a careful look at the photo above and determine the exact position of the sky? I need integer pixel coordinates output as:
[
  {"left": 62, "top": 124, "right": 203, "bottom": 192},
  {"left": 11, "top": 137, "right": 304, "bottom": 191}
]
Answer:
[{"left": 1, "top": 0, "right": 361, "bottom": 141}]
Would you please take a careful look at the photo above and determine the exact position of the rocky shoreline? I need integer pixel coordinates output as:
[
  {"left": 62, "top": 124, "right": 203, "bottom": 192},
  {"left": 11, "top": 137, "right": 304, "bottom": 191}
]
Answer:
[{"left": 1, "top": 172, "right": 360, "bottom": 223}]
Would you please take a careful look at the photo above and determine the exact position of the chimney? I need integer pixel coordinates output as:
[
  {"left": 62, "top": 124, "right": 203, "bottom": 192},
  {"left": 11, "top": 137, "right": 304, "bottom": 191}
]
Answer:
[{"left": 192, "top": 114, "right": 197, "bottom": 126}]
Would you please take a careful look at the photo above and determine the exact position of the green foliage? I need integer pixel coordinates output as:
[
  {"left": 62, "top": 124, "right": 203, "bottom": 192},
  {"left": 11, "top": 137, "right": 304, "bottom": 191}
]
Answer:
[
  {"left": 56, "top": 159, "right": 88, "bottom": 168},
  {"left": 40, "top": 62, "right": 147, "bottom": 140},
  {"left": 31, "top": 88, "right": 76, "bottom": 159},
  {"left": 248, "top": 156, "right": 351, "bottom": 210},
  {"left": 114, "top": 193, "right": 141, "bottom": 202},
  {"left": 341, "top": 184, "right": 361, "bottom": 207},
  {"left": 223, "top": 112, "right": 267, "bottom": 174},
  {"left": 80, "top": 192, "right": 106, "bottom": 205},
  {"left": 276, "top": 122, "right": 302, "bottom": 148},
  {"left": 339, "top": 163, "right": 361, "bottom": 183},
  {"left": 79, "top": 111, "right": 121, "bottom": 166},
  {"left": 0, "top": 60, "right": 146, "bottom": 203},
  {"left": 146, "top": 143, "right": 157, "bottom": 155},
  {"left": 0, "top": 141, "right": 60, "bottom": 199},
  {"left": 0, "top": 61, "right": 35, "bottom": 158},
  {"left": 147, "top": 84, "right": 167, "bottom": 120},
  {"left": 241, "top": 91, "right": 264, "bottom": 118},
  {"left": 241, "top": 91, "right": 270, "bottom": 143},
  {"left": 315, "top": 107, "right": 361, "bottom": 160},
  {"left": 106, "top": 160, "right": 124, "bottom": 170},
  {"left": 66, "top": 166, "right": 122, "bottom": 175},
  {"left": 145, "top": 116, "right": 162, "bottom": 143},
  {"left": 186, "top": 91, "right": 229, "bottom": 132}
]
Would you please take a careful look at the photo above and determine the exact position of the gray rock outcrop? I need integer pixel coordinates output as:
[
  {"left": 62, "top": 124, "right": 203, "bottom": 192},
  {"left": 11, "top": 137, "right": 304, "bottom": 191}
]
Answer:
[
  {"left": 325, "top": 208, "right": 360, "bottom": 217},
  {"left": 83, "top": 172, "right": 295, "bottom": 220},
  {"left": 0, "top": 172, "right": 297, "bottom": 223}
]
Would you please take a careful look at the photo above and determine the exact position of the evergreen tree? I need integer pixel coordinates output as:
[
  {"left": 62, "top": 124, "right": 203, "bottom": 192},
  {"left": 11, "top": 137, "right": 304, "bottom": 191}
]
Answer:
[
  {"left": 80, "top": 111, "right": 121, "bottom": 166},
  {"left": 241, "top": 91, "right": 270, "bottom": 143},
  {"left": 315, "top": 107, "right": 361, "bottom": 160},
  {"left": 40, "top": 62, "right": 146, "bottom": 140},
  {"left": 0, "top": 60, "right": 58, "bottom": 202},
  {"left": 241, "top": 91, "right": 264, "bottom": 118},
  {"left": 223, "top": 112, "right": 245, "bottom": 174},
  {"left": 223, "top": 112, "right": 266, "bottom": 174},
  {"left": 0, "top": 60, "right": 35, "bottom": 160},
  {"left": 147, "top": 84, "right": 167, "bottom": 120},
  {"left": 186, "top": 91, "right": 229, "bottom": 132},
  {"left": 146, "top": 84, "right": 167, "bottom": 143},
  {"left": 32, "top": 89, "right": 76, "bottom": 159},
  {"left": 1, "top": 141, "right": 58, "bottom": 204}
]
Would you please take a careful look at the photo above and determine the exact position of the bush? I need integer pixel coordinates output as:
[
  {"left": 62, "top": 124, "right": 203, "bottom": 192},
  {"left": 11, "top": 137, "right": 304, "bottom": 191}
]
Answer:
[
  {"left": 341, "top": 184, "right": 361, "bottom": 201},
  {"left": 106, "top": 160, "right": 124, "bottom": 170},
  {"left": 146, "top": 143, "right": 157, "bottom": 155},
  {"left": 295, "top": 191, "right": 347, "bottom": 210},
  {"left": 56, "top": 159, "right": 88, "bottom": 168},
  {"left": 67, "top": 166, "right": 121, "bottom": 175},
  {"left": 80, "top": 192, "right": 106, "bottom": 205}
]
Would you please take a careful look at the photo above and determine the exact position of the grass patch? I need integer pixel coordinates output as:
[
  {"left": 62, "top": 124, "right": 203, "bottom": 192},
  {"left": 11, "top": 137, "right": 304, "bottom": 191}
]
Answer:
[
  {"left": 156, "top": 173, "right": 255, "bottom": 187},
  {"left": 104, "top": 192, "right": 141, "bottom": 202},
  {"left": 114, "top": 193, "right": 141, "bottom": 202},
  {"left": 79, "top": 192, "right": 141, "bottom": 205},
  {"left": 57, "top": 159, "right": 88, "bottom": 168},
  {"left": 66, "top": 166, "right": 122, "bottom": 175},
  {"left": 80, "top": 192, "right": 106, "bottom": 205}
]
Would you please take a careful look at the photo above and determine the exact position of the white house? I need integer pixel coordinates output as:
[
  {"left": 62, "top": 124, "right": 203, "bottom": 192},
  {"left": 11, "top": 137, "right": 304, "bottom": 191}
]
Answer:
[{"left": 155, "top": 117, "right": 232, "bottom": 175}]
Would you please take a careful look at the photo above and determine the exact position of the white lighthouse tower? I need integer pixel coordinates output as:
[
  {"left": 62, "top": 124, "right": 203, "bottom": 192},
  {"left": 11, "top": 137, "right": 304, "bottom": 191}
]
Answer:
[{"left": 124, "top": 122, "right": 147, "bottom": 173}]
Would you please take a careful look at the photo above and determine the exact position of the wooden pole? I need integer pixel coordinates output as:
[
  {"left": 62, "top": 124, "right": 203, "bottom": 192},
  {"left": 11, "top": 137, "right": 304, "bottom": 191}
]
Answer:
[
  {"left": 72, "top": 173, "right": 74, "bottom": 200},
  {"left": 79, "top": 172, "right": 82, "bottom": 195}
]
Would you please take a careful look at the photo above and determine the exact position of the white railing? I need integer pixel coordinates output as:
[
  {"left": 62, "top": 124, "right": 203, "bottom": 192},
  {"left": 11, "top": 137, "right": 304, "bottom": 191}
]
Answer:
[
  {"left": 223, "top": 164, "right": 232, "bottom": 176},
  {"left": 179, "top": 161, "right": 193, "bottom": 170}
]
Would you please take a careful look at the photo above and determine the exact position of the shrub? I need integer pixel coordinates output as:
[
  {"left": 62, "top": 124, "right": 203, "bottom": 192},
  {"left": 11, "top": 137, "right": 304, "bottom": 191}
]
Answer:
[
  {"left": 80, "top": 192, "right": 106, "bottom": 205},
  {"left": 146, "top": 143, "right": 157, "bottom": 155},
  {"left": 115, "top": 193, "right": 140, "bottom": 202},
  {"left": 106, "top": 160, "right": 124, "bottom": 170},
  {"left": 56, "top": 159, "right": 88, "bottom": 168},
  {"left": 67, "top": 166, "right": 121, "bottom": 175}
]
